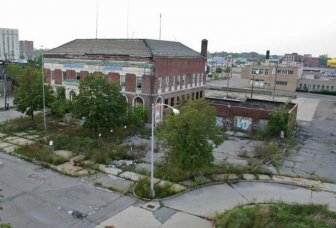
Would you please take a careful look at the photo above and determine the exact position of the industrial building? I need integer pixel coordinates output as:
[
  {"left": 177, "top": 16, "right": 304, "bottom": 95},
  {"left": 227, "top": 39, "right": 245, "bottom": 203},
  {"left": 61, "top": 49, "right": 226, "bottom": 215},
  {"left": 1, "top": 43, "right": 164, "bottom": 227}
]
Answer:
[
  {"left": 207, "top": 97, "right": 298, "bottom": 133},
  {"left": 43, "top": 39, "right": 207, "bottom": 122}
]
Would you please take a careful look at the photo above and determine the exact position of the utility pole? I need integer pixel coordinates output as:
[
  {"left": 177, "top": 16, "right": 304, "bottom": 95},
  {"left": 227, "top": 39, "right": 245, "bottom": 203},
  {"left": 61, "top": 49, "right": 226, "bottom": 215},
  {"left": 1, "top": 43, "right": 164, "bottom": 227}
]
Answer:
[
  {"left": 41, "top": 46, "right": 47, "bottom": 133},
  {"left": 159, "top": 13, "right": 162, "bottom": 40},
  {"left": 272, "top": 62, "right": 278, "bottom": 102},
  {"left": 96, "top": 0, "right": 99, "bottom": 39},
  {"left": 1, "top": 62, "right": 8, "bottom": 110},
  {"left": 226, "top": 65, "right": 232, "bottom": 98}
]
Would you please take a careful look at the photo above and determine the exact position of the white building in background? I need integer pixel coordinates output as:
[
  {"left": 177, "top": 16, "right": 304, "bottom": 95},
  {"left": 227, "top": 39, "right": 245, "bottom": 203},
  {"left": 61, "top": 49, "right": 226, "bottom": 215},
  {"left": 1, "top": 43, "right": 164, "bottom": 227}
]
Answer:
[{"left": 0, "top": 28, "right": 19, "bottom": 60}]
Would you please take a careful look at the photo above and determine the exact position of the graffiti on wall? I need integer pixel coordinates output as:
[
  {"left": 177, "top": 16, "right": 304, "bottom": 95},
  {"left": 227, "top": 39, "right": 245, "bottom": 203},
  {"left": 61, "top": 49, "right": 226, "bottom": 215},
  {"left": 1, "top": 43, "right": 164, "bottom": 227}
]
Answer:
[
  {"left": 223, "top": 118, "right": 232, "bottom": 131},
  {"left": 235, "top": 116, "right": 252, "bottom": 131},
  {"left": 216, "top": 117, "right": 224, "bottom": 127}
]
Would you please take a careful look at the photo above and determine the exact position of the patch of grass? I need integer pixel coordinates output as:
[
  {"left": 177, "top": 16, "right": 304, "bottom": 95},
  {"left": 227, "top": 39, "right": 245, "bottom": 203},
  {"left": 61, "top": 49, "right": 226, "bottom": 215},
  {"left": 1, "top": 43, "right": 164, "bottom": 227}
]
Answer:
[
  {"left": 133, "top": 178, "right": 177, "bottom": 199},
  {"left": 155, "top": 163, "right": 252, "bottom": 183},
  {"left": 192, "top": 175, "right": 207, "bottom": 187},
  {"left": 215, "top": 203, "right": 336, "bottom": 228},
  {"left": 0, "top": 114, "right": 60, "bottom": 134},
  {"left": 250, "top": 142, "right": 282, "bottom": 168},
  {"left": 15, "top": 144, "right": 68, "bottom": 165}
]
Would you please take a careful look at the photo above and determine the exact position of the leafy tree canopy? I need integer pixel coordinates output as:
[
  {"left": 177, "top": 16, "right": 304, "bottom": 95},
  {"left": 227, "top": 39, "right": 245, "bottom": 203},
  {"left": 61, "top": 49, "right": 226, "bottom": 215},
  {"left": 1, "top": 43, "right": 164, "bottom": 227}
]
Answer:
[
  {"left": 51, "top": 86, "right": 70, "bottom": 117},
  {"left": 13, "top": 67, "right": 54, "bottom": 119},
  {"left": 157, "top": 99, "right": 224, "bottom": 171},
  {"left": 72, "top": 75, "right": 127, "bottom": 134}
]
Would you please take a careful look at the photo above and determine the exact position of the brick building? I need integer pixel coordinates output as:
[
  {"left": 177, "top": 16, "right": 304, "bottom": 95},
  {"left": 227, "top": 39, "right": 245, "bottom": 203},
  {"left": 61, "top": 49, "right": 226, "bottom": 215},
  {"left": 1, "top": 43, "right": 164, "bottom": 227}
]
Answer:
[
  {"left": 302, "top": 56, "right": 319, "bottom": 68},
  {"left": 43, "top": 39, "right": 207, "bottom": 123},
  {"left": 206, "top": 98, "right": 298, "bottom": 133}
]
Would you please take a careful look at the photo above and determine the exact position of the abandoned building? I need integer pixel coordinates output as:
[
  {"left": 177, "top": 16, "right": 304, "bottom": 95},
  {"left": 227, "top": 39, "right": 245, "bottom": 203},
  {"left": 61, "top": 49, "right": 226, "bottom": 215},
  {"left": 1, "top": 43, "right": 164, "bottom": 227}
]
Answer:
[
  {"left": 206, "top": 97, "right": 298, "bottom": 133},
  {"left": 43, "top": 39, "right": 208, "bottom": 123}
]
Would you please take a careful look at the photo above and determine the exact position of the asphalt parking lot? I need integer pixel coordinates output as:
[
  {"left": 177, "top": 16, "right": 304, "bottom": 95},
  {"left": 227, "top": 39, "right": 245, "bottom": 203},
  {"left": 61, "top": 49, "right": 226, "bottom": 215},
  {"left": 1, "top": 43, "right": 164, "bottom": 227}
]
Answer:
[{"left": 0, "top": 152, "right": 136, "bottom": 228}]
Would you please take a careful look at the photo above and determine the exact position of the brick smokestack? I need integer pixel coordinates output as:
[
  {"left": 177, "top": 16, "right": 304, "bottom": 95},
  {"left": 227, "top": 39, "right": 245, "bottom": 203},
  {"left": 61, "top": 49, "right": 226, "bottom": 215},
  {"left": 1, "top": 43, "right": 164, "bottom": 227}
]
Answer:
[{"left": 201, "top": 39, "right": 208, "bottom": 58}]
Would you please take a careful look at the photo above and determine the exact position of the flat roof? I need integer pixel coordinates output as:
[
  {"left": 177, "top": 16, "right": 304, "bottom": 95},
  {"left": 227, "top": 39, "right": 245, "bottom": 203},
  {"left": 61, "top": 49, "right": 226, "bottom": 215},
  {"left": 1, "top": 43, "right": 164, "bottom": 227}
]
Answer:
[{"left": 206, "top": 97, "right": 295, "bottom": 111}]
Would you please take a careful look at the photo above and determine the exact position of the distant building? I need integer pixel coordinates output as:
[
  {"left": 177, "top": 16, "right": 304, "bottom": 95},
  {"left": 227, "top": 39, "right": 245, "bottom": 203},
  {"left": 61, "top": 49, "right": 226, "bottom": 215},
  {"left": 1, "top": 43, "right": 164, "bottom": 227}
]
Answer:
[
  {"left": 302, "top": 55, "right": 319, "bottom": 68},
  {"left": 44, "top": 39, "right": 207, "bottom": 123},
  {"left": 297, "top": 77, "right": 336, "bottom": 92},
  {"left": 0, "top": 28, "right": 19, "bottom": 60},
  {"left": 284, "top": 53, "right": 301, "bottom": 63},
  {"left": 241, "top": 63, "right": 302, "bottom": 93},
  {"left": 19, "top": 40, "right": 34, "bottom": 59}
]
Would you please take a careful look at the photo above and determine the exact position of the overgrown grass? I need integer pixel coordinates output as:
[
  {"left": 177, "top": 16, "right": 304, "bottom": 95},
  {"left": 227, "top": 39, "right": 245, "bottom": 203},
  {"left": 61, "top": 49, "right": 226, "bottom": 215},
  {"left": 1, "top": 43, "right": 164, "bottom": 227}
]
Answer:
[
  {"left": 249, "top": 142, "right": 282, "bottom": 168},
  {"left": 15, "top": 144, "right": 68, "bottom": 165},
  {"left": 133, "top": 178, "right": 178, "bottom": 199},
  {"left": 215, "top": 203, "right": 336, "bottom": 228},
  {"left": 0, "top": 114, "right": 60, "bottom": 134},
  {"left": 154, "top": 163, "right": 265, "bottom": 183}
]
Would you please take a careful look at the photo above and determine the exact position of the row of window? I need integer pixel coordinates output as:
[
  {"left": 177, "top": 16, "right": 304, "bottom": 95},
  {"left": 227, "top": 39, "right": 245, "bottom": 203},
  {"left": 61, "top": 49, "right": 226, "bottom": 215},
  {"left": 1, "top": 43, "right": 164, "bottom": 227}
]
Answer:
[
  {"left": 250, "top": 79, "right": 288, "bottom": 87},
  {"left": 251, "top": 68, "right": 294, "bottom": 75},
  {"left": 299, "top": 83, "right": 335, "bottom": 91},
  {"left": 158, "top": 74, "right": 204, "bottom": 93},
  {"left": 163, "top": 91, "right": 204, "bottom": 107},
  {"left": 50, "top": 70, "right": 204, "bottom": 94}
]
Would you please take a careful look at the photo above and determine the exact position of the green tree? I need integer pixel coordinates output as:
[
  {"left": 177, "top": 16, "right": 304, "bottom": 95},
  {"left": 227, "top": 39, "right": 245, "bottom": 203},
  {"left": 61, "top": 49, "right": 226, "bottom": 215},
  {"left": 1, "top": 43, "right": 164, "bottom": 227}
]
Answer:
[
  {"left": 5, "top": 64, "right": 25, "bottom": 78},
  {"left": 128, "top": 106, "right": 147, "bottom": 128},
  {"left": 157, "top": 99, "right": 224, "bottom": 170},
  {"left": 51, "top": 86, "right": 70, "bottom": 117},
  {"left": 13, "top": 67, "right": 54, "bottom": 119},
  {"left": 215, "top": 67, "right": 223, "bottom": 74},
  {"left": 27, "top": 55, "right": 42, "bottom": 68},
  {"left": 319, "top": 56, "right": 329, "bottom": 67},
  {"left": 72, "top": 75, "right": 127, "bottom": 134},
  {"left": 268, "top": 104, "right": 290, "bottom": 137}
]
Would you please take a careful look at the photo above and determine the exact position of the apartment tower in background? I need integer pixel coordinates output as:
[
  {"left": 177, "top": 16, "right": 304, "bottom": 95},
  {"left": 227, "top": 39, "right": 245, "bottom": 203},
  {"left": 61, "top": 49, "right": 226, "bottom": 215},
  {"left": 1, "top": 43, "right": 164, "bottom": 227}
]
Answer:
[{"left": 0, "top": 28, "right": 19, "bottom": 60}]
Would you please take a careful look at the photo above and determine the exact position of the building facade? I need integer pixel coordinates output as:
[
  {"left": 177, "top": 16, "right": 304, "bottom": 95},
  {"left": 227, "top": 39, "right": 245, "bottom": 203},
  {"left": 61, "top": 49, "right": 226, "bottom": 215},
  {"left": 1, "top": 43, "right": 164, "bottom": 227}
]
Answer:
[
  {"left": 241, "top": 64, "right": 301, "bottom": 93},
  {"left": 284, "top": 53, "right": 300, "bottom": 62},
  {"left": 0, "top": 28, "right": 19, "bottom": 60},
  {"left": 297, "top": 78, "right": 336, "bottom": 92},
  {"left": 43, "top": 39, "right": 207, "bottom": 123},
  {"left": 19, "top": 40, "right": 34, "bottom": 59}
]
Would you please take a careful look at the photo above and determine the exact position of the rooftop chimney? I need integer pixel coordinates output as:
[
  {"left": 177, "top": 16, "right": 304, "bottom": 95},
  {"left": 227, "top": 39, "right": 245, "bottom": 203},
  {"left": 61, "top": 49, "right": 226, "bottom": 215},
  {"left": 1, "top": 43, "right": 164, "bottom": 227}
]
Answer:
[{"left": 201, "top": 39, "right": 208, "bottom": 58}]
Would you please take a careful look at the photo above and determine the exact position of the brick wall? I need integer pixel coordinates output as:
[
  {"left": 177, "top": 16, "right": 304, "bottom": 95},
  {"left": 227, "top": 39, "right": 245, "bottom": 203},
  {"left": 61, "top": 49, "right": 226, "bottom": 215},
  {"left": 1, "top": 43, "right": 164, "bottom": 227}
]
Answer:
[
  {"left": 80, "top": 71, "right": 89, "bottom": 80},
  {"left": 44, "top": 69, "right": 51, "bottom": 83},
  {"left": 125, "top": 73, "right": 136, "bottom": 92},
  {"left": 142, "top": 75, "right": 153, "bottom": 94},
  {"left": 153, "top": 57, "right": 206, "bottom": 94},
  {"left": 211, "top": 104, "right": 271, "bottom": 132},
  {"left": 108, "top": 72, "right": 120, "bottom": 84},
  {"left": 55, "top": 69, "right": 62, "bottom": 84},
  {"left": 66, "top": 70, "right": 76, "bottom": 80}
]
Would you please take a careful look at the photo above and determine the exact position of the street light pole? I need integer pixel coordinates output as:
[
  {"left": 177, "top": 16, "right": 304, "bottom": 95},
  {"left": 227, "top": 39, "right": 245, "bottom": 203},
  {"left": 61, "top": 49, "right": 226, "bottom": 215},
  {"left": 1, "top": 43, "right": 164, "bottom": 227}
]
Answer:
[
  {"left": 226, "top": 65, "right": 232, "bottom": 98},
  {"left": 272, "top": 62, "right": 278, "bottom": 102},
  {"left": 150, "top": 103, "right": 155, "bottom": 198},
  {"left": 41, "top": 46, "right": 47, "bottom": 133},
  {"left": 150, "top": 102, "right": 180, "bottom": 198},
  {"left": 250, "top": 73, "right": 255, "bottom": 99}
]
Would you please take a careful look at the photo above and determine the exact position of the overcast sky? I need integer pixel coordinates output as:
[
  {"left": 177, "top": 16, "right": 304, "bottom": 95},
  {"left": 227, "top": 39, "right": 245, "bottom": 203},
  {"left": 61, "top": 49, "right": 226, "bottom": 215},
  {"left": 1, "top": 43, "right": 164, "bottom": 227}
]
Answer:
[{"left": 2, "top": 0, "right": 336, "bottom": 56}]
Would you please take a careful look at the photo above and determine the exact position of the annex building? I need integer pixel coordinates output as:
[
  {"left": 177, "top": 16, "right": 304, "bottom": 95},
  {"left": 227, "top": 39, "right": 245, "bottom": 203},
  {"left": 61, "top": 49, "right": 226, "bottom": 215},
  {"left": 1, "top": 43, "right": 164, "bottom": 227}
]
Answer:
[{"left": 43, "top": 39, "right": 207, "bottom": 122}]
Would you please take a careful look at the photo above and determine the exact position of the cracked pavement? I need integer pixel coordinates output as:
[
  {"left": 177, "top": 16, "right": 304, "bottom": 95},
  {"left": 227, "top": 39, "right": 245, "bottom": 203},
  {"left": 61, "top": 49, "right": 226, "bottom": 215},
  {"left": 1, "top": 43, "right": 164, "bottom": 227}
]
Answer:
[{"left": 279, "top": 94, "right": 336, "bottom": 182}]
